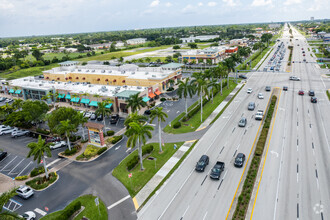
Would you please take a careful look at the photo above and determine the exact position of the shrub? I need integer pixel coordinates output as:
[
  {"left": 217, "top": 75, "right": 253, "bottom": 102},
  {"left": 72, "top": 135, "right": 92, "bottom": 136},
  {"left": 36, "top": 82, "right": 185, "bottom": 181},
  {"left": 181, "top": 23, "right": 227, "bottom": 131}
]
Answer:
[
  {"left": 26, "top": 172, "right": 57, "bottom": 190},
  {"left": 142, "top": 145, "right": 154, "bottom": 156},
  {"left": 160, "top": 97, "right": 166, "bottom": 102},
  {"left": 15, "top": 175, "right": 28, "bottom": 181},
  {"left": 36, "top": 128, "right": 50, "bottom": 135},
  {"left": 109, "top": 135, "right": 123, "bottom": 144},
  {"left": 81, "top": 139, "right": 88, "bottom": 143},
  {"left": 84, "top": 145, "right": 99, "bottom": 157},
  {"left": 57, "top": 200, "right": 82, "bottom": 220},
  {"left": 173, "top": 121, "right": 181, "bottom": 129},
  {"left": 63, "top": 147, "right": 78, "bottom": 156},
  {"left": 126, "top": 155, "right": 139, "bottom": 170},
  {"left": 107, "top": 130, "right": 115, "bottom": 136},
  {"left": 30, "top": 166, "right": 45, "bottom": 177},
  {"left": 166, "top": 87, "right": 174, "bottom": 91},
  {"left": 97, "top": 147, "right": 107, "bottom": 155}
]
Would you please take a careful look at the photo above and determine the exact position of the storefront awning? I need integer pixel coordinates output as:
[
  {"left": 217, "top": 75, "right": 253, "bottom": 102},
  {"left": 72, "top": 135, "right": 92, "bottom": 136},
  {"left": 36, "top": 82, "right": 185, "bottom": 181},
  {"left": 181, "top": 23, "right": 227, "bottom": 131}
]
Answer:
[
  {"left": 65, "top": 94, "right": 71, "bottom": 99},
  {"left": 71, "top": 97, "right": 80, "bottom": 103},
  {"left": 155, "top": 90, "right": 161, "bottom": 95},
  {"left": 105, "top": 103, "right": 113, "bottom": 109},
  {"left": 148, "top": 93, "right": 156, "bottom": 98},
  {"left": 9, "top": 89, "right": 15, "bottom": 93},
  {"left": 80, "top": 98, "right": 90, "bottom": 104},
  {"left": 89, "top": 101, "right": 99, "bottom": 107},
  {"left": 15, "top": 90, "right": 22, "bottom": 94},
  {"left": 142, "top": 97, "right": 150, "bottom": 102},
  {"left": 58, "top": 93, "right": 65, "bottom": 99}
]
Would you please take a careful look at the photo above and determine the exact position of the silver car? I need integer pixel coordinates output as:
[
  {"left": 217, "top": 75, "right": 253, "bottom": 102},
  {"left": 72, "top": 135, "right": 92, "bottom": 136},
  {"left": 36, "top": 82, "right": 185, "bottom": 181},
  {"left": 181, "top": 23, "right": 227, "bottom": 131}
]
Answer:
[
  {"left": 248, "top": 102, "right": 255, "bottom": 111},
  {"left": 238, "top": 117, "right": 247, "bottom": 127},
  {"left": 11, "top": 129, "right": 30, "bottom": 138},
  {"left": 16, "top": 185, "right": 34, "bottom": 199},
  {"left": 258, "top": 93, "right": 264, "bottom": 99}
]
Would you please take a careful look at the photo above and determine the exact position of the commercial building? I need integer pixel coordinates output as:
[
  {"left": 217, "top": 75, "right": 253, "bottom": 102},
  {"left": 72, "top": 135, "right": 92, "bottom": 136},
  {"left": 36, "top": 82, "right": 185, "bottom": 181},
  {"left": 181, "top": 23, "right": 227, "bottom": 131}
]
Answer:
[
  {"left": 229, "top": 38, "right": 248, "bottom": 47},
  {"left": 180, "top": 35, "right": 219, "bottom": 43},
  {"left": 180, "top": 46, "right": 228, "bottom": 64},
  {"left": 225, "top": 46, "right": 238, "bottom": 54},
  {"left": 126, "top": 38, "right": 147, "bottom": 45}
]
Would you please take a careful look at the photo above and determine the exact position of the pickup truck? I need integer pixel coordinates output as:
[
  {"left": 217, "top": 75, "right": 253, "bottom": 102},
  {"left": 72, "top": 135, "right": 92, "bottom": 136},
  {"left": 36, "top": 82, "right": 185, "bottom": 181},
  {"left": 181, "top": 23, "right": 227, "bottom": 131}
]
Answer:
[
  {"left": 255, "top": 110, "right": 264, "bottom": 120},
  {"left": 210, "top": 161, "right": 225, "bottom": 180}
]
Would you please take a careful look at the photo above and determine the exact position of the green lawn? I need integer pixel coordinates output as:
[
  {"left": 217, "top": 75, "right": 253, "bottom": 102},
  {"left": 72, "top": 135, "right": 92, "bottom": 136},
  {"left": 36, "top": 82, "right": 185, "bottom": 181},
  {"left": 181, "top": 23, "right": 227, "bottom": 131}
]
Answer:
[
  {"left": 253, "top": 47, "right": 271, "bottom": 69},
  {"left": 307, "top": 40, "right": 323, "bottom": 43},
  {"left": 315, "top": 53, "right": 324, "bottom": 58},
  {"left": 0, "top": 63, "right": 59, "bottom": 80},
  {"left": 40, "top": 195, "right": 108, "bottom": 220},
  {"left": 112, "top": 142, "right": 184, "bottom": 197},
  {"left": 163, "top": 80, "right": 237, "bottom": 134}
]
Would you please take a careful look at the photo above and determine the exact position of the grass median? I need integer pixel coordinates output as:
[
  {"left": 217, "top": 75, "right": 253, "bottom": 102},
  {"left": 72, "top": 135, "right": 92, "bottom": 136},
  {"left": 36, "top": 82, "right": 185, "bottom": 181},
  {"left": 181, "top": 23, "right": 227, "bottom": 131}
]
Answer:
[
  {"left": 113, "top": 142, "right": 184, "bottom": 197},
  {"left": 164, "top": 80, "right": 237, "bottom": 134}
]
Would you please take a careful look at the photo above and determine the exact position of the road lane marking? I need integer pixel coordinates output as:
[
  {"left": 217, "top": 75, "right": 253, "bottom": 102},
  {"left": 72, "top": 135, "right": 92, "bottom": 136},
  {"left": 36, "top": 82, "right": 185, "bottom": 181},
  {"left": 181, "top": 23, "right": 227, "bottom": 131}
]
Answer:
[
  {"left": 132, "top": 197, "right": 139, "bottom": 210},
  {"left": 0, "top": 156, "right": 17, "bottom": 171},
  {"left": 201, "top": 175, "right": 207, "bottom": 186},
  {"left": 107, "top": 195, "right": 130, "bottom": 210},
  {"left": 115, "top": 145, "right": 121, "bottom": 150},
  {"left": 250, "top": 90, "right": 282, "bottom": 220},
  {"left": 17, "top": 161, "right": 33, "bottom": 177},
  {"left": 297, "top": 203, "right": 299, "bottom": 219},
  {"left": 34, "top": 208, "right": 47, "bottom": 216},
  {"left": 202, "top": 212, "right": 208, "bottom": 220},
  {"left": 181, "top": 206, "right": 189, "bottom": 218},
  {"left": 46, "top": 159, "right": 61, "bottom": 168}
]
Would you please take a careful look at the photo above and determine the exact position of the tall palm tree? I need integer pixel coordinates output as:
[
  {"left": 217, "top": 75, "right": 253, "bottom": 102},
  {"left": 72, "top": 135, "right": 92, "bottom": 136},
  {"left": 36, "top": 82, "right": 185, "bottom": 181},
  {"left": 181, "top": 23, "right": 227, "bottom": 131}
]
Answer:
[
  {"left": 125, "top": 122, "right": 154, "bottom": 170},
  {"left": 126, "top": 93, "right": 146, "bottom": 113},
  {"left": 150, "top": 107, "right": 168, "bottom": 153},
  {"left": 176, "top": 77, "right": 195, "bottom": 117},
  {"left": 191, "top": 77, "right": 209, "bottom": 122},
  {"left": 215, "top": 63, "right": 228, "bottom": 95},
  {"left": 95, "top": 101, "right": 112, "bottom": 130},
  {"left": 55, "top": 119, "right": 76, "bottom": 151},
  {"left": 74, "top": 112, "right": 88, "bottom": 140},
  {"left": 0, "top": 188, "right": 21, "bottom": 219},
  {"left": 124, "top": 112, "right": 148, "bottom": 129},
  {"left": 27, "top": 135, "right": 52, "bottom": 179},
  {"left": 208, "top": 79, "right": 220, "bottom": 103},
  {"left": 222, "top": 58, "right": 235, "bottom": 89}
]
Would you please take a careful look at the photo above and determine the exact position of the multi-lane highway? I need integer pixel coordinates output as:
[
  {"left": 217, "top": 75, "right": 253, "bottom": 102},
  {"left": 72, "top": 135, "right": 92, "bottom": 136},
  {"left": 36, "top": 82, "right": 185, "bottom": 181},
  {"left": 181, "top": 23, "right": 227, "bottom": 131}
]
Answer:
[{"left": 251, "top": 26, "right": 330, "bottom": 220}]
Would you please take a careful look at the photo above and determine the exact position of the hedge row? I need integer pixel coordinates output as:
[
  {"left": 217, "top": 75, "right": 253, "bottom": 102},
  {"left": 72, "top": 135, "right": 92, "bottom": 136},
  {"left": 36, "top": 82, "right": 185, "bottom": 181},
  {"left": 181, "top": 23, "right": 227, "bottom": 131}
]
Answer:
[
  {"left": 107, "top": 135, "right": 123, "bottom": 145},
  {"left": 36, "top": 128, "right": 50, "bottom": 135},
  {"left": 15, "top": 175, "right": 28, "bottom": 181},
  {"left": 126, "top": 145, "right": 154, "bottom": 170},
  {"left": 56, "top": 200, "right": 82, "bottom": 220}
]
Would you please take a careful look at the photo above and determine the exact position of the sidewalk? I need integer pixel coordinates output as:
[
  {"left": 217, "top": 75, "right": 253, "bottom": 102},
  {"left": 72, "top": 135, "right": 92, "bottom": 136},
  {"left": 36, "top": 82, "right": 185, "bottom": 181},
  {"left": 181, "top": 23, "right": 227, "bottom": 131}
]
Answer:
[{"left": 133, "top": 81, "right": 244, "bottom": 210}]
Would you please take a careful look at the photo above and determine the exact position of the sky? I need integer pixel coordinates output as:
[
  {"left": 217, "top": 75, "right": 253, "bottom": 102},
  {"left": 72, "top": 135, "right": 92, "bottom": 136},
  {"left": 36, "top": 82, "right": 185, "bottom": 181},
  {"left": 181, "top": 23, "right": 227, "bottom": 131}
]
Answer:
[{"left": 0, "top": 0, "right": 329, "bottom": 38}]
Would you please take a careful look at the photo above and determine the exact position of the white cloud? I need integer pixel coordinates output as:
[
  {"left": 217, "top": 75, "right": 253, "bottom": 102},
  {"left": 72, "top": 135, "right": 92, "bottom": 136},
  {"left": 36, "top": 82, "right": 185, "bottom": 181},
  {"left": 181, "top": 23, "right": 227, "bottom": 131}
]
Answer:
[
  {"left": 207, "top": 2, "right": 217, "bottom": 7},
  {"left": 284, "top": 0, "right": 301, "bottom": 5},
  {"left": 165, "top": 2, "right": 172, "bottom": 7},
  {"left": 0, "top": 0, "right": 14, "bottom": 10},
  {"left": 222, "top": 0, "right": 237, "bottom": 6},
  {"left": 150, "top": 0, "right": 160, "bottom": 7},
  {"left": 251, "top": 0, "right": 272, "bottom": 6},
  {"left": 198, "top": 2, "right": 203, "bottom": 6},
  {"left": 182, "top": 4, "right": 196, "bottom": 14}
]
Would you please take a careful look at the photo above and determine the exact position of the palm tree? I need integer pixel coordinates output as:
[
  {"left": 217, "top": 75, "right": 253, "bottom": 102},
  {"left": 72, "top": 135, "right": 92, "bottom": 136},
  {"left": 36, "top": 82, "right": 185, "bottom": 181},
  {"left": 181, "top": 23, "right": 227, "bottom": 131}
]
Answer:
[
  {"left": 125, "top": 122, "right": 154, "bottom": 170},
  {"left": 222, "top": 58, "right": 235, "bottom": 89},
  {"left": 74, "top": 112, "right": 88, "bottom": 140},
  {"left": 0, "top": 188, "right": 21, "bottom": 219},
  {"left": 215, "top": 64, "right": 228, "bottom": 95},
  {"left": 124, "top": 112, "right": 148, "bottom": 128},
  {"left": 55, "top": 119, "right": 76, "bottom": 151},
  {"left": 176, "top": 78, "right": 194, "bottom": 117},
  {"left": 95, "top": 101, "right": 112, "bottom": 130},
  {"left": 191, "top": 77, "right": 209, "bottom": 122},
  {"left": 126, "top": 93, "right": 146, "bottom": 113},
  {"left": 150, "top": 107, "right": 168, "bottom": 153},
  {"left": 208, "top": 79, "right": 220, "bottom": 103},
  {"left": 27, "top": 135, "right": 52, "bottom": 179}
]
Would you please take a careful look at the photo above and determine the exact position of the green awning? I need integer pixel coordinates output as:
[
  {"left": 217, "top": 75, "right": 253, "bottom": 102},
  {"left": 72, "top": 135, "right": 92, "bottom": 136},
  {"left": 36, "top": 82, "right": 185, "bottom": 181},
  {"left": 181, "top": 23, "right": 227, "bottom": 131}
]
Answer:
[
  {"left": 89, "top": 101, "right": 99, "bottom": 107},
  {"left": 71, "top": 97, "right": 80, "bottom": 103},
  {"left": 81, "top": 98, "right": 90, "bottom": 104},
  {"left": 58, "top": 93, "right": 65, "bottom": 98},
  {"left": 15, "top": 90, "right": 22, "bottom": 94},
  {"left": 142, "top": 97, "right": 150, "bottom": 102},
  {"left": 9, "top": 89, "right": 15, "bottom": 93},
  {"left": 105, "top": 103, "right": 113, "bottom": 109},
  {"left": 65, "top": 94, "right": 71, "bottom": 99}
]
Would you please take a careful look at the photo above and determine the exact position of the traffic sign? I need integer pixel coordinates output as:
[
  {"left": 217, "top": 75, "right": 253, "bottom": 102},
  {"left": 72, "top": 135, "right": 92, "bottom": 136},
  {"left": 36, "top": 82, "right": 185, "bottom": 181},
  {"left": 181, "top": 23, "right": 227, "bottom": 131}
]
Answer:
[
  {"left": 128, "top": 173, "right": 132, "bottom": 178},
  {"left": 45, "top": 207, "right": 49, "bottom": 212},
  {"left": 95, "top": 197, "right": 99, "bottom": 206}
]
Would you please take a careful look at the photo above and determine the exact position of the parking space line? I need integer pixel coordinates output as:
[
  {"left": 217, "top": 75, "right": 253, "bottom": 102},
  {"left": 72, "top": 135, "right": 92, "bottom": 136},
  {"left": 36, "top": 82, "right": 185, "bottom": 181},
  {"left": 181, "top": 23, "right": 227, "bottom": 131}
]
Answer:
[
  {"left": 8, "top": 158, "right": 25, "bottom": 175},
  {"left": 17, "top": 161, "right": 33, "bottom": 177},
  {"left": 0, "top": 156, "right": 17, "bottom": 171}
]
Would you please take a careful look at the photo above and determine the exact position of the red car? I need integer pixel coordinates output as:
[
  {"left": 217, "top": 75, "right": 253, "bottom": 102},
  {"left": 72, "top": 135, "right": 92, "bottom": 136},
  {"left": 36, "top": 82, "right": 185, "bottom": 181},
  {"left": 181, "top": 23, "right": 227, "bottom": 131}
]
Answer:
[
  {"left": 303, "top": 54, "right": 305, "bottom": 56},
  {"left": 298, "top": 90, "right": 304, "bottom": 95}
]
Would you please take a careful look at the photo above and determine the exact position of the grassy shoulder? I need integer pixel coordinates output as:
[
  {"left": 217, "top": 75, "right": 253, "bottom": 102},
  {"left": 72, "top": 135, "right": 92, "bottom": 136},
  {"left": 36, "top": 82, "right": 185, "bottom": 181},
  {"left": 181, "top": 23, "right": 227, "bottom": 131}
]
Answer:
[
  {"left": 40, "top": 194, "right": 108, "bottom": 220},
  {"left": 252, "top": 47, "right": 271, "bottom": 69},
  {"left": 0, "top": 63, "right": 59, "bottom": 80},
  {"left": 327, "top": 90, "right": 330, "bottom": 100},
  {"left": 164, "top": 80, "right": 237, "bottom": 134},
  {"left": 232, "top": 95, "right": 277, "bottom": 219},
  {"left": 113, "top": 142, "right": 184, "bottom": 197}
]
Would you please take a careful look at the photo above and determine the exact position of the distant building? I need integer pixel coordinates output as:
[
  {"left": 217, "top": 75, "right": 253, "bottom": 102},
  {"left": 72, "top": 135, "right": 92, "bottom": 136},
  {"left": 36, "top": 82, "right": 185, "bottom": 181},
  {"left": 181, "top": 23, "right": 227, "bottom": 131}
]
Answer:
[
  {"left": 323, "top": 34, "right": 330, "bottom": 42},
  {"left": 126, "top": 38, "right": 147, "bottom": 45},
  {"left": 180, "top": 35, "right": 219, "bottom": 43},
  {"left": 229, "top": 38, "right": 248, "bottom": 47},
  {"left": 180, "top": 46, "right": 227, "bottom": 64},
  {"left": 88, "top": 43, "right": 112, "bottom": 50}
]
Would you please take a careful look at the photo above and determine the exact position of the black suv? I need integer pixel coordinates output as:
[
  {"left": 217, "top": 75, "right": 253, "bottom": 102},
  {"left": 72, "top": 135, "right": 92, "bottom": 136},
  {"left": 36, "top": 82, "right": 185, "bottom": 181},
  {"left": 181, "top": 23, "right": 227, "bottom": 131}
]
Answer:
[
  {"left": 0, "top": 151, "right": 7, "bottom": 161},
  {"left": 110, "top": 114, "right": 119, "bottom": 124},
  {"left": 234, "top": 153, "right": 246, "bottom": 168},
  {"left": 265, "top": 86, "right": 271, "bottom": 92},
  {"left": 308, "top": 90, "right": 315, "bottom": 96},
  {"left": 195, "top": 155, "right": 209, "bottom": 172},
  {"left": 97, "top": 114, "right": 103, "bottom": 121}
]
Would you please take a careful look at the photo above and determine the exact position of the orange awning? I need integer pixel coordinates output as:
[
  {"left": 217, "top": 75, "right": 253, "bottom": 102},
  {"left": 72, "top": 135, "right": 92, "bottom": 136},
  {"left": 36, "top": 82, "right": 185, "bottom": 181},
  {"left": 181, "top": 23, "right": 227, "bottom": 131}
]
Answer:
[
  {"left": 149, "top": 93, "right": 156, "bottom": 98},
  {"left": 155, "top": 90, "right": 161, "bottom": 95}
]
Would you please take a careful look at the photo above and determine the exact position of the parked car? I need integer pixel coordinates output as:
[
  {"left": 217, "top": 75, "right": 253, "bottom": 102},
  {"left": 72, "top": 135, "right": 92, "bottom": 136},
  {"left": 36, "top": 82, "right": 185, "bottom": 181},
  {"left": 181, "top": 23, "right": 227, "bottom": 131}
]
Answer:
[
  {"left": 5, "top": 99, "right": 13, "bottom": 103},
  {"left": 0, "top": 151, "right": 7, "bottom": 161},
  {"left": 311, "top": 97, "right": 317, "bottom": 103},
  {"left": 195, "top": 155, "right": 209, "bottom": 172},
  {"left": 0, "top": 97, "right": 6, "bottom": 102},
  {"left": 247, "top": 88, "right": 253, "bottom": 94},
  {"left": 0, "top": 127, "right": 18, "bottom": 135},
  {"left": 298, "top": 90, "right": 304, "bottom": 95},
  {"left": 97, "top": 114, "right": 103, "bottom": 121},
  {"left": 239, "top": 74, "right": 247, "bottom": 79},
  {"left": 110, "top": 114, "right": 119, "bottom": 124},
  {"left": 258, "top": 93, "right": 264, "bottom": 99},
  {"left": 21, "top": 211, "right": 36, "bottom": 220},
  {"left": 144, "top": 110, "right": 151, "bottom": 115},
  {"left": 84, "top": 112, "right": 92, "bottom": 118},
  {"left": 283, "top": 86, "right": 288, "bottom": 91},
  {"left": 248, "top": 102, "right": 255, "bottom": 111},
  {"left": 46, "top": 137, "right": 61, "bottom": 143},
  {"left": 16, "top": 185, "right": 34, "bottom": 199},
  {"left": 265, "top": 86, "right": 271, "bottom": 91},
  {"left": 308, "top": 90, "right": 315, "bottom": 96},
  {"left": 11, "top": 129, "right": 30, "bottom": 138},
  {"left": 238, "top": 117, "right": 247, "bottom": 127},
  {"left": 234, "top": 153, "right": 246, "bottom": 168},
  {"left": 50, "top": 141, "right": 67, "bottom": 150},
  {"left": 90, "top": 113, "right": 97, "bottom": 120}
]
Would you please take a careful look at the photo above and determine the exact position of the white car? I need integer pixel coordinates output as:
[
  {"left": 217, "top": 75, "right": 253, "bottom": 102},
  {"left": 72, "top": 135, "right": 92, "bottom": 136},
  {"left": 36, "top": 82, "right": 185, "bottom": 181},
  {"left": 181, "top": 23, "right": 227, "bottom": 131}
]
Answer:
[
  {"left": 50, "top": 141, "right": 67, "bottom": 150},
  {"left": 258, "top": 93, "right": 264, "bottom": 99},
  {"left": 0, "top": 127, "right": 18, "bottom": 135},
  {"left": 16, "top": 185, "right": 34, "bottom": 199},
  {"left": 84, "top": 112, "right": 92, "bottom": 118},
  {"left": 247, "top": 88, "right": 253, "bottom": 94},
  {"left": 11, "top": 129, "right": 30, "bottom": 138},
  {"left": 21, "top": 211, "right": 36, "bottom": 220}
]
